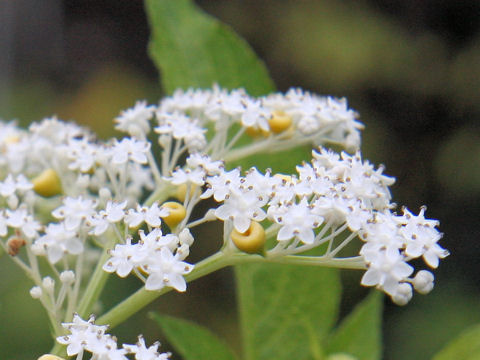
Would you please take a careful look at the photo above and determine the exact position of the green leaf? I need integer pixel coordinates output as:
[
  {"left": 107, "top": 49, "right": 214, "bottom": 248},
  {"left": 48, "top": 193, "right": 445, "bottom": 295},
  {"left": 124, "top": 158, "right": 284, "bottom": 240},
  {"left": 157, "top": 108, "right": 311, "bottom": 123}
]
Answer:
[
  {"left": 325, "top": 291, "right": 383, "bottom": 360},
  {"left": 236, "top": 263, "right": 341, "bottom": 360},
  {"left": 144, "top": 0, "right": 275, "bottom": 96},
  {"left": 432, "top": 323, "right": 480, "bottom": 360},
  {"left": 149, "top": 312, "right": 239, "bottom": 360}
]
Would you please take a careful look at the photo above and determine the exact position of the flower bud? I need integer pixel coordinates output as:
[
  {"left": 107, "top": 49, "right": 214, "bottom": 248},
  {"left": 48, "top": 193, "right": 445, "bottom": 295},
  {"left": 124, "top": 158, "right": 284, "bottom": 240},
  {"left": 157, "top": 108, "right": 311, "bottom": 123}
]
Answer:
[
  {"left": 177, "top": 244, "right": 190, "bottom": 260},
  {"left": 30, "top": 286, "right": 42, "bottom": 299},
  {"left": 161, "top": 201, "right": 187, "bottom": 228},
  {"left": 99, "top": 187, "right": 112, "bottom": 201},
  {"left": 179, "top": 228, "right": 194, "bottom": 246},
  {"left": 412, "top": 270, "right": 434, "bottom": 295},
  {"left": 231, "top": 221, "right": 266, "bottom": 254},
  {"left": 391, "top": 283, "right": 413, "bottom": 306},
  {"left": 7, "top": 194, "right": 19, "bottom": 209},
  {"left": 60, "top": 270, "right": 76, "bottom": 284},
  {"left": 32, "top": 168, "right": 62, "bottom": 197},
  {"left": 268, "top": 110, "right": 292, "bottom": 134},
  {"left": 42, "top": 276, "right": 55, "bottom": 293}
]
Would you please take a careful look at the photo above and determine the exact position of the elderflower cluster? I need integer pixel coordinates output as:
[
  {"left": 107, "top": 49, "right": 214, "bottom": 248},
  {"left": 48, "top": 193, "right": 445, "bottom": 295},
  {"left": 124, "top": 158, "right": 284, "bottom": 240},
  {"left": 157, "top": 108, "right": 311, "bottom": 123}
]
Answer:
[
  {"left": 56, "top": 314, "right": 170, "bottom": 359},
  {"left": 0, "top": 86, "right": 448, "bottom": 357}
]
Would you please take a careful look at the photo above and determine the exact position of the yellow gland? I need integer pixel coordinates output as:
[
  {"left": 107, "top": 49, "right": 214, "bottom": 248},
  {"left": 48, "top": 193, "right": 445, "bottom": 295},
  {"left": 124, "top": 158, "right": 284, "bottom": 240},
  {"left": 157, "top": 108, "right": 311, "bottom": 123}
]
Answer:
[
  {"left": 175, "top": 183, "right": 197, "bottom": 202},
  {"left": 231, "top": 221, "right": 266, "bottom": 254},
  {"left": 38, "top": 355, "right": 66, "bottom": 360},
  {"left": 32, "top": 168, "right": 62, "bottom": 197},
  {"left": 268, "top": 110, "right": 292, "bottom": 134},
  {"left": 245, "top": 126, "right": 270, "bottom": 138},
  {"left": 161, "top": 201, "right": 187, "bottom": 228}
]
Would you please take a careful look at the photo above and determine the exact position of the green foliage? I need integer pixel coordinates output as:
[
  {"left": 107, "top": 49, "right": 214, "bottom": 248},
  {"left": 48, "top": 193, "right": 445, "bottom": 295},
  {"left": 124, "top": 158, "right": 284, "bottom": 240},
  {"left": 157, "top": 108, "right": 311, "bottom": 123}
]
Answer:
[
  {"left": 145, "top": 0, "right": 275, "bottom": 96},
  {"left": 150, "top": 313, "right": 239, "bottom": 360},
  {"left": 432, "top": 323, "right": 480, "bottom": 360},
  {"left": 326, "top": 292, "right": 383, "bottom": 360},
  {"left": 236, "top": 264, "right": 340, "bottom": 360}
]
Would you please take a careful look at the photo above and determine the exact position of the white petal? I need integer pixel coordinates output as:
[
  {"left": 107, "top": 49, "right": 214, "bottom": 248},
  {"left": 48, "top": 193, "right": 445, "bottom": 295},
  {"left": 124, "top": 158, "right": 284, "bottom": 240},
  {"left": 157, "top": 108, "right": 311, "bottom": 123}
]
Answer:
[{"left": 361, "top": 268, "right": 381, "bottom": 286}]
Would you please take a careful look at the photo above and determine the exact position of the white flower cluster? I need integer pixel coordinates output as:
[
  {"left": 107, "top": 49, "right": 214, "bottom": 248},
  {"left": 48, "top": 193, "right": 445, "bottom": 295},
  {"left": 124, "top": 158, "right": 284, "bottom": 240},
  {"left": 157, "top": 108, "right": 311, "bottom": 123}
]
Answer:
[
  {"left": 172, "top": 148, "right": 446, "bottom": 305},
  {"left": 0, "top": 85, "right": 448, "bottom": 357},
  {"left": 103, "top": 227, "right": 194, "bottom": 292},
  {"left": 154, "top": 87, "right": 363, "bottom": 167},
  {"left": 57, "top": 314, "right": 170, "bottom": 360}
]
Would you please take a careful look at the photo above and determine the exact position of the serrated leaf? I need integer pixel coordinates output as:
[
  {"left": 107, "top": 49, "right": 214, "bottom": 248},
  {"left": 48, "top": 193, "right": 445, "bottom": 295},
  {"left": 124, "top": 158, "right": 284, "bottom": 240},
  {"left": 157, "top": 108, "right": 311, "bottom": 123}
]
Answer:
[
  {"left": 145, "top": 0, "right": 275, "bottom": 96},
  {"left": 325, "top": 291, "right": 383, "bottom": 360},
  {"left": 432, "top": 323, "right": 480, "bottom": 360},
  {"left": 150, "top": 312, "right": 239, "bottom": 360},
  {"left": 236, "top": 263, "right": 341, "bottom": 360}
]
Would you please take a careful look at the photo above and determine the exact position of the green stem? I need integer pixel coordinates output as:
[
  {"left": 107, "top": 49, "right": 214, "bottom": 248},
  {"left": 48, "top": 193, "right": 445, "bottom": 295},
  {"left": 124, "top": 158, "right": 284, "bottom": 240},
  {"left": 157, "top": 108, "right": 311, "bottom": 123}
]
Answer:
[
  {"left": 76, "top": 238, "right": 116, "bottom": 319},
  {"left": 144, "top": 182, "right": 175, "bottom": 206},
  {"left": 96, "top": 252, "right": 365, "bottom": 329},
  {"left": 96, "top": 251, "right": 240, "bottom": 328},
  {"left": 266, "top": 255, "right": 367, "bottom": 269}
]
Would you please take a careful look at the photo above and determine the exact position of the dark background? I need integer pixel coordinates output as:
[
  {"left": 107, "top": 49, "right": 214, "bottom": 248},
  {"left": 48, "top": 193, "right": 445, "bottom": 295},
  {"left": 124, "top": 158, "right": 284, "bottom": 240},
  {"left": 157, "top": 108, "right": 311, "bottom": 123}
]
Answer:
[{"left": 0, "top": 1, "right": 479, "bottom": 359}]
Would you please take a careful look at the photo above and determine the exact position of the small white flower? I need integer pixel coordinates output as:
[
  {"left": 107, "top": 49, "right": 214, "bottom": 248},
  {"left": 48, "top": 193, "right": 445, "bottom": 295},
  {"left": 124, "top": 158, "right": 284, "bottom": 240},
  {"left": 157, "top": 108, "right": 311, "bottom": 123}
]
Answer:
[
  {"left": 215, "top": 189, "right": 267, "bottom": 233},
  {"left": 110, "top": 138, "right": 150, "bottom": 165},
  {"left": 103, "top": 237, "right": 144, "bottom": 278},
  {"left": 401, "top": 207, "right": 448, "bottom": 268},
  {"left": 123, "top": 336, "right": 171, "bottom": 360},
  {"left": 115, "top": 100, "right": 155, "bottom": 137},
  {"left": 57, "top": 314, "right": 117, "bottom": 358},
  {"left": 52, "top": 196, "right": 98, "bottom": 231},
  {"left": 34, "top": 222, "right": 84, "bottom": 264},
  {"left": 87, "top": 200, "right": 127, "bottom": 235},
  {"left": 241, "top": 98, "right": 270, "bottom": 131},
  {"left": 169, "top": 167, "right": 206, "bottom": 186},
  {"left": 0, "top": 174, "right": 33, "bottom": 197},
  {"left": 144, "top": 247, "right": 193, "bottom": 292},
  {"left": 361, "top": 249, "right": 413, "bottom": 297},
  {"left": 5, "top": 207, "right": 41, "bottom": 238},
  {"left": 186, "top": 153, "right": 224, "bottom": 175},
  {"left": 270, "top": 198, "right": 324, "bottom": 244},
  {"left": 201, "top": 168, "right": 241, "bottom": 202},
  {"left": 124, "top": 202, "right": 169, "bottom": 228}
]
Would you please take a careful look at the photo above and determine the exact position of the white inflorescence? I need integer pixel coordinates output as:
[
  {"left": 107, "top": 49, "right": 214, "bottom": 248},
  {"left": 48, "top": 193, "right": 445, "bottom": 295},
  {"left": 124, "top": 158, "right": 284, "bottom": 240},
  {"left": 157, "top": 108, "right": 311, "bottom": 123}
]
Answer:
[
  {"left": 0, "top": 87, "right": 448, "bottom": 356},
  {"left": 57, "top": 314, "right": 171, "bottom": 359}
]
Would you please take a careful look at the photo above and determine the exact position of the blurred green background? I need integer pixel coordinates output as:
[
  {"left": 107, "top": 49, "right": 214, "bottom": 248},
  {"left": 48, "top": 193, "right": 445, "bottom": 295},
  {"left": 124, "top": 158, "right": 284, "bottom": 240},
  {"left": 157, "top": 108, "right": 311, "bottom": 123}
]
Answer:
[{"left": 0, "top": 1, "right": 479, "bottom": 359}]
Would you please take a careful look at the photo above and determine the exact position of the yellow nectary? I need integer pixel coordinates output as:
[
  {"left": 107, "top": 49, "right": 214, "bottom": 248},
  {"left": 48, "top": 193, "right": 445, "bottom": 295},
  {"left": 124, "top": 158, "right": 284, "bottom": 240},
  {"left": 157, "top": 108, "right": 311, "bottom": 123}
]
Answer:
[
  {"left": 32, "top": 168, "right": 62, "bottom": 197},
  {"left": 268, "top": 110, "right": 292, "bottom": 134},
  {"left": 38, "top": 355, "right": 66, "bottom": 360},
  {"left": 161, "top": 201, "right": 187, "bottom": 228},
  {"left": 230, "top": 221, "right": 266, "bottom": 254},
  {"left": 245, "top": 126, "right": 270, "bottom": 138},
  {"left": 175, "top": 183, "right": 198, "bottom": 202}
]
